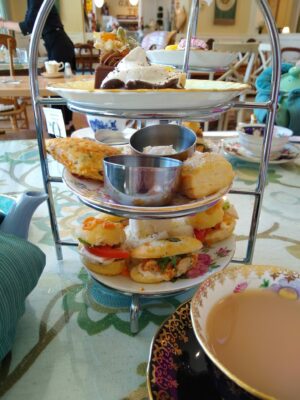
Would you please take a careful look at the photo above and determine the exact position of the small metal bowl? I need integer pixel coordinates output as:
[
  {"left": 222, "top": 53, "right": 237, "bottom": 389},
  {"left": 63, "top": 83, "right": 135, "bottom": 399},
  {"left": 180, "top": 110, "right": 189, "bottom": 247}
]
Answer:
[
  {"left": 129, "top": 124, "right": 197, "bottom": 161},
  {"left": 103, "top": 155, "right": 182, "bottom": 207}
]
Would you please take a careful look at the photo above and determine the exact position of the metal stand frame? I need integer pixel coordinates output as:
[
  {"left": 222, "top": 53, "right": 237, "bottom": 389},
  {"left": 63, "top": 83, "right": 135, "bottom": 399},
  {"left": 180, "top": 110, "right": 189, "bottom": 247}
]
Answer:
[{"left": 29, "top": 0, "right": 281, "bottom": 332}]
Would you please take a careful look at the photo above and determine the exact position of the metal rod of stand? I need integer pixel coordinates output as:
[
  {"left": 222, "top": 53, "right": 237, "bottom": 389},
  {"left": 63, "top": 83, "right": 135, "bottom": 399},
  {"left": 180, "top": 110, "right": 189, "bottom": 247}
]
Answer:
[
  {"left": 29, "top": 0, "right": 63, "bottom": 260},
  {"left": 130, "top": 294, "right": 140, "bottom": 334},
  {"left": 244, "top": 0, "right": 281, "bottom": 263},
  {"left": 182, "top": 0, "right": 199, "bottom": 76}
]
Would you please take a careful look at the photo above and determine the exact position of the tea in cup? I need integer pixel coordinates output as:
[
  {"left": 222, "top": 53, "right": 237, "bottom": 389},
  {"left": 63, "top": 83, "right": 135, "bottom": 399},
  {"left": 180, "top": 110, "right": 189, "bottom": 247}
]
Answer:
[{"left": 45, "top": 60, "right": 64, "bottom": 74}]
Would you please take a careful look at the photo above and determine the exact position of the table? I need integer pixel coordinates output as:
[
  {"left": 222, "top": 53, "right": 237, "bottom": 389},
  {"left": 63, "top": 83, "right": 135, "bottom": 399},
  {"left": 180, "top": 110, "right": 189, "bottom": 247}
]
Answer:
[
  {"left": 0, "top": 74, "right": 93, "bottom": 97},
  {"left": 0, "top": 138, "right": 299, "bottom": 400},
  {"left": 0, "top": 57, "right": 47, "bottom": 76}
]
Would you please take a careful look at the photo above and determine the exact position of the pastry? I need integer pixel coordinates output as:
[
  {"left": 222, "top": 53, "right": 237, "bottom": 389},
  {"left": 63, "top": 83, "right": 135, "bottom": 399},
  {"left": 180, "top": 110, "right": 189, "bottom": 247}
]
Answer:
[
  {"left": 101, "top": 47, "right": 186, "bottom": 90},
  {"left": 180, "top": 152, "right": 235, "bottom": 199},
  {"left": 78, "top": 216, "right": 129, "bottom": 276},
  {"left": 93, "top": 27, "right": 138, "bottom": 88},
  {"left": 46, "top": 138, "right": 121, "bottom": 181},
  {"left": 130, "top": 236, "right": 202, "bottom": 283}
]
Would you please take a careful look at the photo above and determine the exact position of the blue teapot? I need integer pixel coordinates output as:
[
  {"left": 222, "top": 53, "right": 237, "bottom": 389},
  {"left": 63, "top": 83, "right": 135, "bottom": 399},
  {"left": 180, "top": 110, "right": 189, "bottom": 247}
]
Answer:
[
  {"left": 0, "top": 191, "right": 48, "bottom": 239},
  {"left": 255, "top": 63, "right": 300, "bottom": 135}
]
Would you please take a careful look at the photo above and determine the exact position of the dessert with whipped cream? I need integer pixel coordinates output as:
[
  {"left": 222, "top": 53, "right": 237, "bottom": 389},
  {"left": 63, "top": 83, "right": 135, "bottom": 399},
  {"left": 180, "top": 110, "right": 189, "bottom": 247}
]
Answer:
[
  {"left": 93, "top": 27, "right": 138, "bottom": 88},
  {"left": 165, "top": 37, "right": 208, "bottom": 51},
  {"left": 101, "top": 47, "right": 186, "bottom": 90}
]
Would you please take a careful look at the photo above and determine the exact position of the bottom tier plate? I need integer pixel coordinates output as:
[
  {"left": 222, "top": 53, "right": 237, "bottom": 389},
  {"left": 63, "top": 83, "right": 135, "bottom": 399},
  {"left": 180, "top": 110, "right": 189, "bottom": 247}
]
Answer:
[
  {"left": 85, "top": 236, "right": 235, "bottom": 295},
  {"left": 147, "top": 301, "right": 221, "bottom": 400}
]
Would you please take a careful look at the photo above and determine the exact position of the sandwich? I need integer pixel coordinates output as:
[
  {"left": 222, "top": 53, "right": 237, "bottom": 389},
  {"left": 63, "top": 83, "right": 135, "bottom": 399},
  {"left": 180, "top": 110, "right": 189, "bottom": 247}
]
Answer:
[
  {"left": 78, "top": 215, "right": 129, "bottom": 275},
  {"left": 188, "top": 199, "right": 238, "bottom": 245},
  {"left": 129, "top": 236, "right": 203, "bottom": 283}
]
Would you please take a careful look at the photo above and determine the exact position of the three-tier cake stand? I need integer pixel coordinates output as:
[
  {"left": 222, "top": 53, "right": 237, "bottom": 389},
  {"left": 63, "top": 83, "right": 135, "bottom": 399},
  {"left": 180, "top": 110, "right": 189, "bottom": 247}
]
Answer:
[{"left": 28, "top": 0, "right": 281, "bottom": 332}]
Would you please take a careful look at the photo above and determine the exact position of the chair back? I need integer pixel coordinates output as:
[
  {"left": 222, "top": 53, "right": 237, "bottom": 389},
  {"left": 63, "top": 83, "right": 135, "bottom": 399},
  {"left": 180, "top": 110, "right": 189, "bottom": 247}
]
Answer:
[
  {"left": 0, "top": 34, "right": 16, "bottom": 76},
  {"left": 141, "top": 31, "right": 177, "bottom": 51},
  {"left": 213, "top": 42, "right": 259, "bottom": 85},
  {"left": 74, "top": 43, "right": 100, "bottom": 74}
]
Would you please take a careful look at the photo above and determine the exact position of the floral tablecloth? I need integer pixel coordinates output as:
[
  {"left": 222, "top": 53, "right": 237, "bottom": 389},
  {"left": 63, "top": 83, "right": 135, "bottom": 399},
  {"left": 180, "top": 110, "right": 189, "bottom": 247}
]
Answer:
[{"left": 0, "top": 139, "right": 299, "bottom": 400}]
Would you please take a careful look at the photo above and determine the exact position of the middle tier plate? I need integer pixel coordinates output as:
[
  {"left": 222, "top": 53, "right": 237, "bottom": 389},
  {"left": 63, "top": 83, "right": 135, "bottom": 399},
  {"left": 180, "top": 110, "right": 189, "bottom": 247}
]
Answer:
[{"left": 62, "top": 169, "right": 232, "bottom": 219}]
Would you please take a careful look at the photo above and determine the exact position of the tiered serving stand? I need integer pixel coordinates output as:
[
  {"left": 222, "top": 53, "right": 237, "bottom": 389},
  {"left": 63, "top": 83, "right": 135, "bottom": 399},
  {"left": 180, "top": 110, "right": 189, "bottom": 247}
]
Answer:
[{"left": 29, "top": 0, "right": 281, "bottom": 333}]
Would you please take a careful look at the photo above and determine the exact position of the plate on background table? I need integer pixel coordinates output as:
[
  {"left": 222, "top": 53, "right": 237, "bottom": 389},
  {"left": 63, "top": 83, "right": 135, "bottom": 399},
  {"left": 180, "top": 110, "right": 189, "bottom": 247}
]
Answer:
[
  {"left": 147, "top": 301, "right": 221, "bottom": 399},
  {"left": 84, "top": 236, "right": 235, "bottom": 295},
  {"left": 222, "top": 139, "right": 299, "bottom": 164},
  {"left": 146, "top": 50, "right": 237, "bottom": 70},
  {"left": 62, "top": 168, "right": 232, "bottom": 219},
  {"left": 41, "top": 71, "right": 64, "bottom": 79},
  {"left": 47, "top": 79, "right": 250, "bottom": 111}
]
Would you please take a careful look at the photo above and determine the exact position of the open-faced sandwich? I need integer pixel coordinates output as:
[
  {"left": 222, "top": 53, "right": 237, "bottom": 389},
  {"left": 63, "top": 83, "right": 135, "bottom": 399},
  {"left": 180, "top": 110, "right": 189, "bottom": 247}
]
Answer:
[
  {"left": 125, "top": 218, "right": 202, "bottom": 283},
  {"left": 188, "top": 199, "right": 238, "bottom": 245},
  {"left": 78, "top": 215, "right": 129, "bottom": 275},
  {"left": 130, "top": 236, "right": 203, "bottom": 283}
]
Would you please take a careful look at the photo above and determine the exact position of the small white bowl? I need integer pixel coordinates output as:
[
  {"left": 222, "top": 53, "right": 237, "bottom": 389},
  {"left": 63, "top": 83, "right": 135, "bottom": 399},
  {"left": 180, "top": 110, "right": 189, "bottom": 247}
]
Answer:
[{"left": 237, "top": 124, "right": 293, "bottom": 159}]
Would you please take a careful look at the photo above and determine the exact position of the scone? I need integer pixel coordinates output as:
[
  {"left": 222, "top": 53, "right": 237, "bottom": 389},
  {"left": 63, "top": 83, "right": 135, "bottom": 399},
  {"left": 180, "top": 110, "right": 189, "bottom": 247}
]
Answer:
[
  {"left": 130, "top": 236, "right": 202, "bottom": 283},
  {"left": 188, "top": 200, "right": 238, "bottom": 245},
  {"left": 46, "top": 138, "right": 121, "bottom": 181},
  {"left": 180, "top": 152, "right": 234, "bottom": 199},
  {"left": 78, "top": 216, "right": 129, "bottom": 276}
]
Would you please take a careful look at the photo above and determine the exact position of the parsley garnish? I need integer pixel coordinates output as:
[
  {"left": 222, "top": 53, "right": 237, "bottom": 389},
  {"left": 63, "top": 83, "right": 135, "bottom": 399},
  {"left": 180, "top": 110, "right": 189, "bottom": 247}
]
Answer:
[
  {"left": 223, "top": 200, "right": 230, "bottom": 211},
  {"left": 78, "top": 237, "right": 93, "bottom": 246},
  {"left": 157, "top": 256, "right": 179, "bottom": 271}
]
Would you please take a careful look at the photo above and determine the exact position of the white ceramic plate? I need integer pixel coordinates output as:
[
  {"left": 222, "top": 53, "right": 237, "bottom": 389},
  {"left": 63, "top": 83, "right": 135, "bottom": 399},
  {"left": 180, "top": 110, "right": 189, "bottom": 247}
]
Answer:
[
  {"left": 86, "top": 236, "right": 235, "bottom": 295},
  {"left": 47, "top": 79, "right": 249, "bottom": 111},
  {"left": 41, "top": 71, "right": 64, "bottom": 79},
  {"left": 71, "top": 127, "right": 95, "bottom": 139},
  {"left": 222, "top": 139, "right": 299, "bottom": 164},
  {"left": 146, "top": 50, "right": 237, "bottom": 70},
  {"left": 62, "top": 168, "right": 232, "bottom": 219}
]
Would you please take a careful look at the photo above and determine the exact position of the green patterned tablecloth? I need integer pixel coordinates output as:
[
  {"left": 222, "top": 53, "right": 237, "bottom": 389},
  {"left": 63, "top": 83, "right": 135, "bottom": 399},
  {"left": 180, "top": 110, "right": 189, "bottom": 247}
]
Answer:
[{"left": 0, "top": 139, "right": 299, "bottom": 400}]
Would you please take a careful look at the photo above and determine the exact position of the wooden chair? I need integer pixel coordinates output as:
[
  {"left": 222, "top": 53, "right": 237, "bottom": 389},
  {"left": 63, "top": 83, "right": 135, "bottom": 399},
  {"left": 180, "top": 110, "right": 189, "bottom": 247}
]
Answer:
[
  {"left": 0, "top": 34, "right": 16, "bottom": 76},
  {"left": 212, "top": 42, "right": 259, "bottom": 129},
  {"left": 0, "top": 34, "right": 29, "bottom": 130},
  {"left": 74, "top": 43, "right": 100, "bottom": 74},
  {"left": 141, "top": 31, "right": 177, "bottom": 51}
]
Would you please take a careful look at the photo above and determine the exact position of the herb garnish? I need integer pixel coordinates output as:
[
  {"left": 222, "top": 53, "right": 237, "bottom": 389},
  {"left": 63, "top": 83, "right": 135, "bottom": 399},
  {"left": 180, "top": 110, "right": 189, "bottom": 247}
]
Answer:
[
  {"left": 157, "top": 256, "right": 179, "bottom": 271},
  {"left": 166, "top": 238, "right": 181, "bottom": 242}
]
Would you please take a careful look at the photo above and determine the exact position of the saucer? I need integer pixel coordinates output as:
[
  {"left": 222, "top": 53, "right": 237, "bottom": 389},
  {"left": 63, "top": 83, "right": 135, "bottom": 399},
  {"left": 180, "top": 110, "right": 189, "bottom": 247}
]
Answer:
[
  {"left": 222, "top": 139, "right": 299, "bottom": 164},
  {"left": 147, "top": 301, "right": 221, "bottom": 400},
  {"left": 41, "top": 71, "right": 64, "bottom": 79}
]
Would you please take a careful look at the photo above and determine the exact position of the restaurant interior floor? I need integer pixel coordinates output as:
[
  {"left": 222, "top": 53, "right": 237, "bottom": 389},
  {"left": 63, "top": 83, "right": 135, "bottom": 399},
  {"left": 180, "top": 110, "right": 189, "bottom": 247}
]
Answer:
[{"left": 0, "top": 105, "right": 243, "bottom": 140}]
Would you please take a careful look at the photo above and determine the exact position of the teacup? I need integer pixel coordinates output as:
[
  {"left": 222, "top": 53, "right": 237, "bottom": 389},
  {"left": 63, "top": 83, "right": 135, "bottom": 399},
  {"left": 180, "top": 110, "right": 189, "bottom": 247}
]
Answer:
[
  {"left": 237, "top": 123, "right": 293, "bottom": 159},
  {"left": 190, "top": 265, "right": 300, "bottom": 400},
  {"left": 45, "top": 60, "right": 64, "bottom": 74}
]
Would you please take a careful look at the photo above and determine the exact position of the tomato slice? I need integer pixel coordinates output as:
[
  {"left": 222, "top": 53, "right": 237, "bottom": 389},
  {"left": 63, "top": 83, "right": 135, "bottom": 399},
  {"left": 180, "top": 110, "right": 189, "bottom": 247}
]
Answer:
[
  {"left": 85, "top": 245, "right": 130, "bottom": 259},
  {"left": 194, "top": 228, "right": 207, "bottom": 242}
]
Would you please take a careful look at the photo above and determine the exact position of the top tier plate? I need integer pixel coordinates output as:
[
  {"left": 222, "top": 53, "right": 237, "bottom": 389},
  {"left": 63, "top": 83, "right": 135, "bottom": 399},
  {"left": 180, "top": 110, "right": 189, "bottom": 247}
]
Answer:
[
  {"left": 47, "top": 79, "right": 250, "bottom": 119},
  {"left": 146, "top": 49, "right": 237, "bottom": 71}
]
